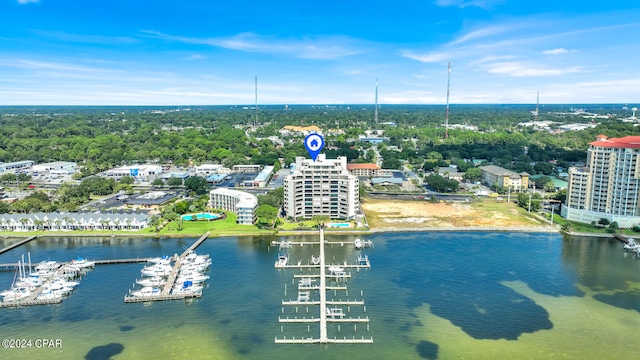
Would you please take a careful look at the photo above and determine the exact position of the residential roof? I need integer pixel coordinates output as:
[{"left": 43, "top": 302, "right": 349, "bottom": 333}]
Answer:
[
  {"left": 347, "top": 163, "right": 380, "bottom": 170},
  {"left": 282, "top": 125, "right": 321, "bottom": 132},
  {"left": 372, "top": 177, "right": 403, "bottom": 185},
  {"left": 589, "top": 135, "right": 640, "bottom": 149},
  {"left": 479, "top": 165, "right": 524, "bottom": 179}
]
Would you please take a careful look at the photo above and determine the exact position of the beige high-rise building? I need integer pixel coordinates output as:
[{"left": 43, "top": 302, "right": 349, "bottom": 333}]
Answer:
[
  {"left": 283, "top": 155, "right": 359, "bottom": 221},
  {"left": 562, "top": 134, "right": 640, "bottom": 227}
]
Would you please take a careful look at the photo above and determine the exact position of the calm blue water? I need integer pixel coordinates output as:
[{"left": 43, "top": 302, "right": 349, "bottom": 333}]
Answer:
[{"left": 1, "top": 232, "right": 640, "bottom": 359}]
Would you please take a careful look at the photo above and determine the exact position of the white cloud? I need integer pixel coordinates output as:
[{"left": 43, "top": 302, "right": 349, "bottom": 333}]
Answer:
[
  {"left": 183, "top": 54, "right": 206, "bottom": 60},
  {"left": 543, "top": 48, "right": 569, "bottom": 55},
  {"left": 401, "top": 50, "right": 451, "bottom": 63},
  {"left": 435, "top": 0, "right": 501, "bottom": 9},
  {"left": 32, "top": 30, "right": 137, "bottom": 45},
  {"left": 140, "top": 31, "right": 363, "bottom": 60},
  {"left": 18, "top": 0, "right": 39, "bottom": 4},
  {"left": 481, "top": 61, "right": 585, "bottom": 77}
]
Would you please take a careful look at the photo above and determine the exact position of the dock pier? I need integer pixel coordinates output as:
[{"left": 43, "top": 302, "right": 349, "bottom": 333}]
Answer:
[
  {"left": 0, "top": 235, "right": 38, "bottom": 255},
  {"left": 124, "top": 232, "right": 210, "bottom": 303},
  {"left": 275, "top": 227, "right": 374, "bottom": 344}
]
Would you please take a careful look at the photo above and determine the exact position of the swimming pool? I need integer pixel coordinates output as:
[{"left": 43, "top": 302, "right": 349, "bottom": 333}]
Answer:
[
  {"left": 329, "top": 223, "right": 350, "bottom": 227},
  {"left": 181, "top": 213, "right": 222, "bottom": 221}
]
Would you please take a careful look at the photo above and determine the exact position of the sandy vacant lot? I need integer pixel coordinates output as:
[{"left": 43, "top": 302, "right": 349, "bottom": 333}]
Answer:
[{"left": 362, "top": 198, "right": 548, "bottom": 230}]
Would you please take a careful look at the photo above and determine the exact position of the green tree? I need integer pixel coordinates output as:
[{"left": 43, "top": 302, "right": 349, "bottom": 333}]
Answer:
[
  {"left": 167, "top": 177, "right": 184, "bottom": 188},
  {"left": 119, "top": 175, "right": 135, "bottom": 185},
  {"left": 184, "top": 176, "right": 210, "bottom": 195},
  {"left": 311, "top": 214, "right": 330, "bottom": 229},
  {"left": 463, "top": 168, "right": 482, "bottom": 182}
]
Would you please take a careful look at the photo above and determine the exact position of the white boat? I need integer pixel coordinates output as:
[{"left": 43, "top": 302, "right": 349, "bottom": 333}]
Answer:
[
  {"left": 279, "top": 241, "right": 292, "bottom": 249},
  {"left": 328, "top": 266, "right": 344, "bottom": 274},
  {"left": 69, "top": 257, "right": 95, "bottom": 269},
  {"left": 136, "top": 276, "right": 166, "bottom": 287},
  {"left": 176, "top": 272, "right": 209, "bottom": 284},
  {"left": 130, "top": 287, "right": 161, "bottom": 297},
  {"left": 141, "top": 264, "right": 173, "bottom": 277},
  {"left": 275, "top": 254, "right": 288, "bottom": 268},
  {"left": 34, "top": 260, "right": 59, "bottom": 272},
  {"left": 1, "top": 287, "right": 32, "bottom": 302},
  {"left": 180, "top": 262, "right": 209, "bottom": 272},
  {"left": 37, "top": 290, "right": 64, "bottom": 301},
  {"left": 354, "top": 238, "right": 363, "bottom": 249},
  {"left": 147, "top": 255, "right": 172, "bottom": 265},
  {"left": 172, "top": 281, "right": 203, "bottom": 295},
  {"left": 311, "top": 255, "right": 320, "bottom": 265}
]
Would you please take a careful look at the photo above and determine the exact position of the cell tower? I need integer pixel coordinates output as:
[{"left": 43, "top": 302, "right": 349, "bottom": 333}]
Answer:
[
  {"left": 445, "top": 62, "right": 451, "bottom": 139},
  {"left": 254, "top": 76, "right": 258, "bottom": 127},
  {"left": 374, "top": 79, "right": 379, "bottom": 123},
  {"left": 535, "top": 90, "right": 539, "bottom": 122}
]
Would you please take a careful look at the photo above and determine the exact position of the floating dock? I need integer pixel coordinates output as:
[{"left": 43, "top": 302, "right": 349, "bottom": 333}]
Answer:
[
  {"left": 124, "top": 232, "right": 210, "bottom": 303},
  {"left": 275, "top": 227, "right": 374, "bottom": 344}
]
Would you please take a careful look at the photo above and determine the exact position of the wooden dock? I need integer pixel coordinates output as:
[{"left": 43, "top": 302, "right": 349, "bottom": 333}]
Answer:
[
  {"left": 0, "top": 297, "right": 62, "bottom": 308},
  {"left": 124, "top": 291, "right": 202, "bottom": 303},
  {"left": 0, "top": 235, "right": 38, "bottom": 255},
  {"left": 124, "top": 232, "right": 210, "bottom": 303},
  {"left": 181, "top": 232, "right": 210, "bottom": 256}
]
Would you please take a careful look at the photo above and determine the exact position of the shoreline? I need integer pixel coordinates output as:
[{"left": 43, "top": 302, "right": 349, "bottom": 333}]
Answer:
[{"left": 1, "top": 227, "right": 623, "bottom": 240}]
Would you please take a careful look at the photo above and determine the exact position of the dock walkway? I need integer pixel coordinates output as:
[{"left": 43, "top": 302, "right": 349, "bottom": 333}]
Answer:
[
  {"left": 0, "top": 235, "right": 38, "bottom": 255},
  {"left": 124, "top": 232, "right": 210, "bottom": 303},
  {"left": 275, "top": 227, "right": 373, "bottom": 345}
]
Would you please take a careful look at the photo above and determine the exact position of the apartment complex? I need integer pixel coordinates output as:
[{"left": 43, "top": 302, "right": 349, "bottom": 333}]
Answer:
[
  {"left": 346, "top": 163, "right": 381, "bottom": 178},
  {"left": 562, "top": 135, "right": 640, "bottom": 227},
  {"left": 209, "top": 188, "right": 258, "bottom": 225},
  {"left": 478, "top": 165, "right": 529, "bottom": 190},
  {"left": 283, "top": 155, "right": 359, "bottom": 221}
]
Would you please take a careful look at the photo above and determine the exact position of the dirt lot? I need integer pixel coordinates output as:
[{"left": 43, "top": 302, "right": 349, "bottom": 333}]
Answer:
[{"left": 362, "top": 198, "right": 548, "bottom": 230}]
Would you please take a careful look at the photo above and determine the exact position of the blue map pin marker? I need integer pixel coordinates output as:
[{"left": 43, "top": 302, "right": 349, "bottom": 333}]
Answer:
[{"left": 304, "top": 133, "right": 325, "bottom": 161}]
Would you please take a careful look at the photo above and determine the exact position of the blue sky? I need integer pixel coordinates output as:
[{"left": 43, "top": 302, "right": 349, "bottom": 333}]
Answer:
[{"left": 1, "top": 0, "right": 639, "bottom": 105}]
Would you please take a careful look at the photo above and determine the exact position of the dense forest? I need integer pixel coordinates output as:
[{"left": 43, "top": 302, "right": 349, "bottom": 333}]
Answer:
[{"left": 1, "top": 105, "right": 639, "bottom": 176}]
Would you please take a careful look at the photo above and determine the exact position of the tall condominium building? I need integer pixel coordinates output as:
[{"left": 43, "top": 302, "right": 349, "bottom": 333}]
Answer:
[
  {"left": 562, "top": 135, "right": 640, "bottom": 227},
  {"left": 284, "top": 154, "right": 359, "bottom": 221}
]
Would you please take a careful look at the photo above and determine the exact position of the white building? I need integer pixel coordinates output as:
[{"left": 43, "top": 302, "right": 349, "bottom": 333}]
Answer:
[
  {"left": 209, "top": 188, "right": 258, "bottom": 225},
  {"left": 195, "top": 164, "right": 229, "bottom": 176},
  {"left": 283, "top": 154, "right": 359, "bottom": 221},
  {"left": 0, "top": 212, "right": 148, "bottom": 232},
  {"left": 0, "top": 160, "right": 34, "bottom": 173},
  {"left": 562, "top": 134, "right": 640, "bottom": 227},
  {"left": 104, "top": 164, "right": 163, "bottom": 180},
  {"left": 33, "top": 161, "right": 77, "bottom": 173}
]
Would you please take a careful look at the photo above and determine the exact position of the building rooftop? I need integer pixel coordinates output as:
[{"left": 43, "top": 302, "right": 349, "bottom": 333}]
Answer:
[
  {"left": 479, "top": 165, "right": 527, "bottom": 179},
  {"left": 590, "top": 135, "right": 640, "bottom": 149},
  {"left": 347, "top": 163, "right": 380, "bottom": 170}
]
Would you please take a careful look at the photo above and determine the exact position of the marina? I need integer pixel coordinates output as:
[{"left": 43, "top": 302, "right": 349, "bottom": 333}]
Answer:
[
  {"left": 0, "top": 253, "right": 94, "bottom": 308},
  {"left": 1, "top": 233, "right": 640, "bottom": 359},
  {"left": 275, "top": 227, "right": 374, "bottom": 344},
  {"left": 124, "top": 232, "right": 211, "bottom": 302}
]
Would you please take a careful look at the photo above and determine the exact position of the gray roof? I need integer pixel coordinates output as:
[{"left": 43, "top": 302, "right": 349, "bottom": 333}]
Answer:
[
  {"left": 0, "top": 212, "right": 148, "bottom": 223},
  {"left": 479, "top": 165, "right": 524, "bottom": 179}
]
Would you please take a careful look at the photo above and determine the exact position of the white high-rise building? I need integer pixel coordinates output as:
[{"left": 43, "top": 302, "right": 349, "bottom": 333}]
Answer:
[
  {"left": 283, "top": 154, "right": 359, "bottom": 221},
  {"left": 562, "top": 134, "right": 640, "bottom": 227}
]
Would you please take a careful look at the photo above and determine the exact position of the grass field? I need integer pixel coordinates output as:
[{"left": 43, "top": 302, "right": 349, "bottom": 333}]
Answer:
[{"left": 362, "top": 197, "right": 550, "bottom": 230}]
